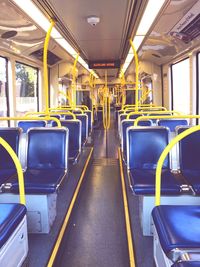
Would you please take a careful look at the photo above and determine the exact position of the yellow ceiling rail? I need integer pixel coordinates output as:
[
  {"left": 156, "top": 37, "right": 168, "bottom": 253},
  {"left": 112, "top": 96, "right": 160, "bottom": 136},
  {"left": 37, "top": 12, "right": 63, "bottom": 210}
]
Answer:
[
  {"left": 155, "top": 125, "right": 200, "bottom": 206},
  {"left": 0, "top": 116, "right": 61, "bottom": 127},
  {"left": 134, "top": 114, "right": 200, "bottom": 127},
  {"left": 0, "top": 137, "right": 25, "bottom": 205},
  {"left": 72, "top": 54, "right": 79, "bottom": 108},
  {"left": 127, "top": 110, "right": 181, "bottom": 120},
  {"left": 44, "top": 19, "right": 55, "bottom": 115},
  {"left": 130, "top": 39, "right": 139, "bottom": 112}
]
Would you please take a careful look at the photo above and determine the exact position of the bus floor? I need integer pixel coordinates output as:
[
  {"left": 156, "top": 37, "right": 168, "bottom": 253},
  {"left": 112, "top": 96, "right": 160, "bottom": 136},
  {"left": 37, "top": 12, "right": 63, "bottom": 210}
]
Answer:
[{"left": 54, "top": 114, "right": 154, "bottom": 267}]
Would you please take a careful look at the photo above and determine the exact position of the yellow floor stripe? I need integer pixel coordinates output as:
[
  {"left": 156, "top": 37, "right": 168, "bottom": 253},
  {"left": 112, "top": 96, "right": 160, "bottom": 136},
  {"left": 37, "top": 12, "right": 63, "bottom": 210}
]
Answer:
[
  {"left": 118, "top": 148, "right": 136, "bottom": 267},
  {"left": 47, "top": 148, "right": 93, "bottom": 267}
]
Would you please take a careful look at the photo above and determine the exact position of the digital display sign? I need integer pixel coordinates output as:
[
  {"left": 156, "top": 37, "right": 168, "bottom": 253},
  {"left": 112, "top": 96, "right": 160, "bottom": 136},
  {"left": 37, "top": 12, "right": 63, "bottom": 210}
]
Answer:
[{"left": 89, "top": 60, "right": 120, "bottom": 69}]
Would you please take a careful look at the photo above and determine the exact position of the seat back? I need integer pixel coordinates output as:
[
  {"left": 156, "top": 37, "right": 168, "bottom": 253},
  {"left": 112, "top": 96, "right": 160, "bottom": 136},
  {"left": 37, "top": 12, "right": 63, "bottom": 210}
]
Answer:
[
  {"left": 148, "top": 113, "right": 172, "bottom": 123},
  {"left": 121, "top": 119, "right": 153, "bottom": 162},
  {"left": 18, "top": 120, "right": 46, "bottom": 133},
  {"left": 178, "top": 126, "right": 200, "bottom": 170},
  {"left": 158, "top": 120, "right": 188, "bottom": 170},
  {"left": 65, "top": 114, "right": 75, "bottom": 120},
  {"left": 157, "top": 119, "right": 188, "bottom": 132},
  {"left": 27, "top": 128, "right": 69, "bottom": 170},
  {"left": 75, "top": 114, "right": 88, "bottom": 145},
  {"left": 61, "top": 120, "right": 81, "bottom": 161},
  {"left": 127, "top": 127, "right": 170, "bottom": 170},
  {"left": 84, "top": 110, "right": 92, "bottom": 134},
  {"left": 0, "top": 128, "right": 21, "bottom": 169}
]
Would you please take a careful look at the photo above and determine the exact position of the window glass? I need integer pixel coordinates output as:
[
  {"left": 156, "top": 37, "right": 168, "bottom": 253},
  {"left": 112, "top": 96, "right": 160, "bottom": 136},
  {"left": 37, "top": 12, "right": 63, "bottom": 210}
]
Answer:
[
  {"left": 15, "top": 62, "right": 38, "bottom": 116},
  {"left": 172, "top": 58, "right": 190, "bottom": 114},
  {"left": 0, "top": 56, "right": 8, "bottom": 126}
]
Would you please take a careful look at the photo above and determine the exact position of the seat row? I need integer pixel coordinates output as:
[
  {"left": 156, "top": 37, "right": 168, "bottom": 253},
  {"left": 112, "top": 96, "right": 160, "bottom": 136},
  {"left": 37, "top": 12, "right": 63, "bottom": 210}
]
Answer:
[
  {"left": 0, "top": 126, "right": 69, "bottom": 267},
  {"left": 121, "top": 114, "right": 200, "bottom": 266}
]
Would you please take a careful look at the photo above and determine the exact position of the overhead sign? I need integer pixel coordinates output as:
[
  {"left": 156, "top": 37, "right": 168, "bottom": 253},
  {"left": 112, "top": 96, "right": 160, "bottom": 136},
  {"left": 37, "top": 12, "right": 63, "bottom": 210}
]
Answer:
[
  {"left": 170, "top": 1, "right": 200, "bottom": 44},
  {"left": 89, "top": 60, "right": 120, "bottom": 69}
]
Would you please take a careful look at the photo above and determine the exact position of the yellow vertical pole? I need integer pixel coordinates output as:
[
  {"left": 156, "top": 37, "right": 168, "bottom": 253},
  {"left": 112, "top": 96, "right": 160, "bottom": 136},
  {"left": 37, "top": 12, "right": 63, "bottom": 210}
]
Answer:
[
  {"left": 43, "top": 19, "right": 55, "bottom": 115},
  {"left": 130, "top": 40, "right": 139, "bottom": 112},
  {"left": 72, "top": 54, "right": 79, "bottom": 108},
  {"left": 0, "top": 137, "right": 25, "bottom": 205}
]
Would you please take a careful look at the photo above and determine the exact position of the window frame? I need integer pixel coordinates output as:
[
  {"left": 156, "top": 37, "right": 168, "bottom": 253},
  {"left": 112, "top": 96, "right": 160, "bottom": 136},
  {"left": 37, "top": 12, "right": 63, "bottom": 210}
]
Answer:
[
  {"left": 170, "top": 56, "right": 190, "bottom": 112},
  {"left": 0, "top": 55, "right": 10, "bottom": 126},
  {"left": 15, "top": 60, "right": 39, "bottom": 112}
]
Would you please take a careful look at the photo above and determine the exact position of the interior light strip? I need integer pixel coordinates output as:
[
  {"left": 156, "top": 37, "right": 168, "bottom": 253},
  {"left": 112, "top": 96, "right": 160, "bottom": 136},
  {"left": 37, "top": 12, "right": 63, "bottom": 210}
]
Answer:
[{"left": 119, "top": 0, "right": 166, "bottom": 77}]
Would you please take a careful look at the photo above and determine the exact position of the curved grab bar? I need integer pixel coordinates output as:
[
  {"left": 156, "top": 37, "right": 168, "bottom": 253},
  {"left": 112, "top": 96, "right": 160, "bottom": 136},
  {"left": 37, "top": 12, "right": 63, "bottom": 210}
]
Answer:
[
  {"left": 155, "top": 125, "right": 200, "bottom": 206},
  {"left": 0, "top": 137, "right": 25, "bottom": 205}
]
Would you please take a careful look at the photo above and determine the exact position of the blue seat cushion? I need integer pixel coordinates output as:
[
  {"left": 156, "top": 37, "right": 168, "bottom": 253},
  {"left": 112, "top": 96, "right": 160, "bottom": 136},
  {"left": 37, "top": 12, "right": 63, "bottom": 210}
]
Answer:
[
  {"left": 152, "top": 205, "right": 200, "bottom": 255},
  {"left": 172, "top": 262, "right": 200, "bottom": 267},
  {"left": 0, "top": 203, "right": 26, "bottom": 249},
  {"left": 130, "top": 169, "right": 181, "bottom": 195},
  {"left": 182, "top": 170, "right": 200, "bottom": 194},
  {"left": 11, "top": 169, "right": 66, "bottom": 194},
  {"left": 0, "top": 169, "right": 17, "bottom": 185}
]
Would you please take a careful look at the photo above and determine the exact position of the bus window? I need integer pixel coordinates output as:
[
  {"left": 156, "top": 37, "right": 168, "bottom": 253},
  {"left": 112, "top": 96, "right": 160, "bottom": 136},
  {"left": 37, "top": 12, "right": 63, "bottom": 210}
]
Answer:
[
  {"left": 15, "top": 62, "right": 38, "bottom": 116},
  {"left": 0, "top": 56, "right": 9, "bottom": 126},
  {"left": 171, "top": 58, "right": 190, "bottom": 114}
]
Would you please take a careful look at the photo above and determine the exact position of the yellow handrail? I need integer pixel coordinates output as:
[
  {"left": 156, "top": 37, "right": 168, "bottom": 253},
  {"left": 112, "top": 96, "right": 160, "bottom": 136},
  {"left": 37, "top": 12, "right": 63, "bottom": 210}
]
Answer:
[
  {"left": 127, "top": 110, "right": 181, "bottom": 119},
  {"left": 155, "top": 125, "right": 200, "bottom": 206},
  {"left": 134, "top": 114, "right": 199, "bottom": 126},
  {"left": 123, "top": 103, "right": 156, "bottom": 109},
  {"left": 0, "top": 137, "right": 25, "bottom": 205},
  {"left": 44, "top": 19, "right": 55, "bottom": 115},
  {"left": 76, "top": 105, "right": 89, "bottom": 110},
  {"left": 25, "top": 111, "right": 76, "bottom": 120},
  {"left": 125, "top": 106, "right": 167, "bottom": 111},
  {"left": 0, "top": 116, "right": 61, "bottom": 127},
  {"left": 72, "top": 54, "right": 79, "bottom": 108},
  {"left": 130, "top": 40, "right": 139, "bottom": 112}
]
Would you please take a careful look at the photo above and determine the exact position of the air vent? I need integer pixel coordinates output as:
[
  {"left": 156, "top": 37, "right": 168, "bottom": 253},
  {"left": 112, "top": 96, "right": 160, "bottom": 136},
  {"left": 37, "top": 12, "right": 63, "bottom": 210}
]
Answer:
[
  {"left": 30, "top": 48, "right": 61, "bottom": 65},
  {"left": 1, "top": 31, "right": 17, "bottom": 39},
  {"left": 152, "top": 53, "right": 161, "bottom": 58}
]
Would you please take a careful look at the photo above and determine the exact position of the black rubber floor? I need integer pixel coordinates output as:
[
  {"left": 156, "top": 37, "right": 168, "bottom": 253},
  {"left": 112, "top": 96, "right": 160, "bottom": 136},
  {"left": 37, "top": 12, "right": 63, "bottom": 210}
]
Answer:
[{"left": 55, "top": 158, "right": 129, "bottom": 267}]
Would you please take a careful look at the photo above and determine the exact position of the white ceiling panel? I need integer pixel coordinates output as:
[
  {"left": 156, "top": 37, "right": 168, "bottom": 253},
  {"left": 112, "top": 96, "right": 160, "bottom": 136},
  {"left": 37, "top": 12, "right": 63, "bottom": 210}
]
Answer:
[{"left": 48, "top": 0, "right": 133, "bottom": 62}]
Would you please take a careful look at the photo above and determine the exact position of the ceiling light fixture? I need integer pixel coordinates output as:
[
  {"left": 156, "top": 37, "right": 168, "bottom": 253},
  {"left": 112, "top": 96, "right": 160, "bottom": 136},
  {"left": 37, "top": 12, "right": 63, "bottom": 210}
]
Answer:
[{"left": 119, "top": 0, "right": 165, "bottom": 78}]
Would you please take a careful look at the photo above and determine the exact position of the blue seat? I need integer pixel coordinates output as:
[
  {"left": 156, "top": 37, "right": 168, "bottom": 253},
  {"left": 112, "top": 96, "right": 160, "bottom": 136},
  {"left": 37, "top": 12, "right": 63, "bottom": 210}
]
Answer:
[
  {"left": 158, "top": 119, "right": 188, "bottom": 132},
  {"left": 11, "top": 128, "right": 68, "bottom": 194},
  {"left": 172, "top": 262, "right": 200, "bottom": 267},
  {"left": 178, "top": 127, "right": 200, "bottom": 194},
  {"left": 84, "top": 110, "right": 92, "bottom": 134},
  {"left": 61, "top": 120, "right": 81, "bottom": 163},
  {"left": 115, "top": 106, "right": 122, "bottom": 121},
  {"left": 121, "top": 119, "right": 152, "bottom": 163},
  {"left": 152, "top": 205, "right": 200, "bottom": 256},
  {"left": 97, "top": 107, "right": 103, "bottom": 122},
  {"left": 127, "top": 127, "right": 181, "bottom": 195},
  {"left": 0, "top": 128, "right": 21, "bottom": 184},
  {"left": 75, "top": 114, "right": 88, "bottom": 145},
  {"left": 0, "top": 203, "right": 26, "bottom": 249},
  {"left": 65, "top": 114, "right": 74, "bottom": 120},
  {"left": 18, "top": 120, "right": 46, "bottom": 133},
  {"left": 73, "top": 110, "right": 82, "bottom": 114},
  {"left": 148, "top": 113, "right": 172, "bottom": 123}
]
